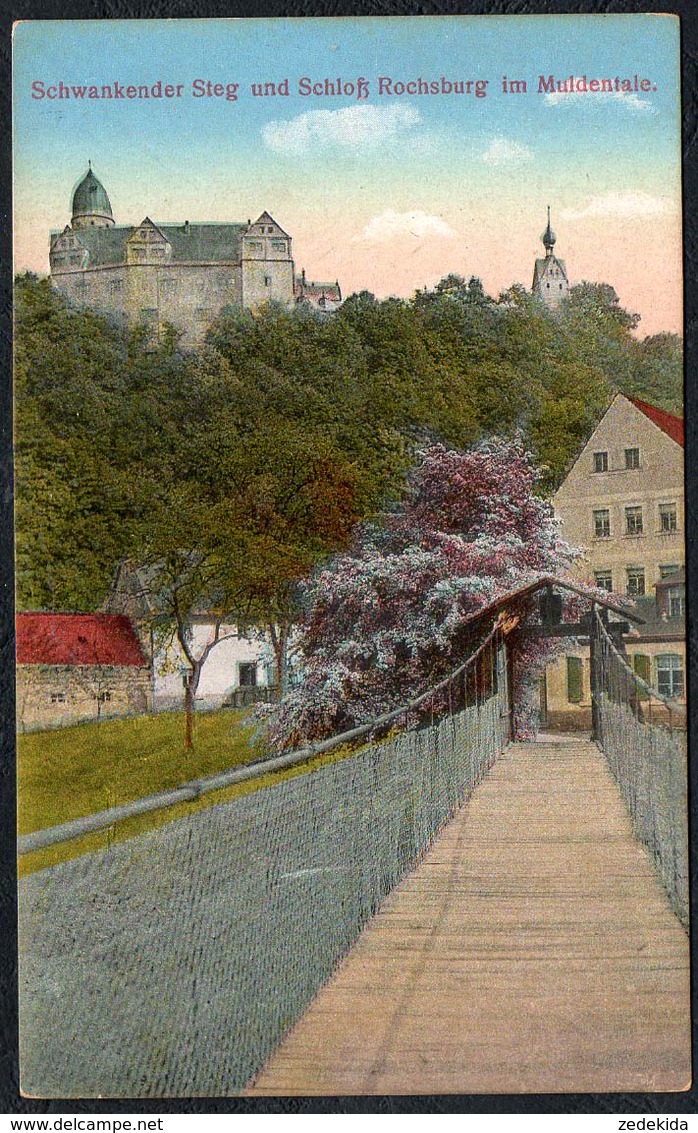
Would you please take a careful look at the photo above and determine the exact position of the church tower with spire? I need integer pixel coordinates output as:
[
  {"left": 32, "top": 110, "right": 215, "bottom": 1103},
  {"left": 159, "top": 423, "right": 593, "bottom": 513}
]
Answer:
[{"left": 532, "top": 207, "right": 569, "bottom": 309}]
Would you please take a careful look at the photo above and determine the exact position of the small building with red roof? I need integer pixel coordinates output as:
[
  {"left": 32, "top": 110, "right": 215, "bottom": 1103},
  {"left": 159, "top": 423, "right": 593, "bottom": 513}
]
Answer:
[
  {"left": 16, "top": 612, "right": 152, "bottom": 731},
  {"left": 545, "top": 392, "right": 685, "bottom": 729}
]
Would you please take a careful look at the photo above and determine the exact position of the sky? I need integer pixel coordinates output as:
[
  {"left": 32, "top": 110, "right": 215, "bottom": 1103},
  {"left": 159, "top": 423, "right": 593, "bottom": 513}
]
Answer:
[{"left": 13, "top": 15, "right": 682, "bottom": 337}]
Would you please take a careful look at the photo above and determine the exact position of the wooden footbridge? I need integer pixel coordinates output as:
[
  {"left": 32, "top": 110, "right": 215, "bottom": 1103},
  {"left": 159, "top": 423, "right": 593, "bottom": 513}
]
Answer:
[
  {"left": 19, "top": 578, "right": 690, "bottom": 1098},
  {"left": 246, "top": 735, "right": 691, "bottom": 1096}
]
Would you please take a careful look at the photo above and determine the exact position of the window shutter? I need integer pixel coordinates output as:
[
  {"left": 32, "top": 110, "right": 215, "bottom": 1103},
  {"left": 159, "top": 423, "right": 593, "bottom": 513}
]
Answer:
[{"left": 566, "top": 657, "right": 584, "bottom": 704}]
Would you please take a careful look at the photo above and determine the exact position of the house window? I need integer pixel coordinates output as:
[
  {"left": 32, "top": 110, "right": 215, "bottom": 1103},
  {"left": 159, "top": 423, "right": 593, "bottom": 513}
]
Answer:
[
  {"left": 626, "top": 566, "right": 645, "bottom": 597},
  {"left": 566, "top": 657, "right": 584, "bottom": 704},
  {"left": 668, "top": 586, "right": 685, "bottom": 619},
  {"left": 659, "top": 564, "right": 681, "bottom": 579},
  {"left": 593, "top": 451, "right": 608, "bottom": 473},
  {"left": 270, "top": 239, "right": 287, "bottom": 253},
  {"left": 239, "top": 662, "right": 257, "bottom": 687},
  {"left": 655, "top": 654, "right": 684, "bottom": 698},
  {"left": 593, "top": 509, "right": 610, "bottom": 538},
  {"left": 594, "top": 570, "right": 613, "bottom": 592},
  {"left": 625, "top": 506, "right": 643, "bottom": 536},
  {"left": 659, "top": 503, "right": 677, "bottom": 532},
  {"left": 624, "top": 447, "right": 640, "bottom": 469},
  {"left": 50, "top": 692, "right": 66, "bottom": 704},
  {"left": 98, "top": 690, "right": 112, "bottom": 703},
  {"left": 264, "top": 275, "right": 272, "bottom": 287}
]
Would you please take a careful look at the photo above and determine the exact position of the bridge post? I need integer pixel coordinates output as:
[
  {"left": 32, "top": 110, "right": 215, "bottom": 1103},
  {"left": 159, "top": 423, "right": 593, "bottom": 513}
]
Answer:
[{"left": 589, "top": 602, "right": 601, "bottom": 742}]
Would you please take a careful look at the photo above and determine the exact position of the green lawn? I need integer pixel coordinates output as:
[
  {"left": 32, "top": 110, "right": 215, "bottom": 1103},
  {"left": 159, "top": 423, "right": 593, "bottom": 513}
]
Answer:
[{"left": 17, "top": 708, "right": 357, "bottom": 877}]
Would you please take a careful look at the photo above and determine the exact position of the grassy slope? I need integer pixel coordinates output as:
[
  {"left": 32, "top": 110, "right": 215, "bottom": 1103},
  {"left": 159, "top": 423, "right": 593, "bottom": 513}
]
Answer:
[{"left": 17, "top": 709, "right": 355, "bottom": 877}]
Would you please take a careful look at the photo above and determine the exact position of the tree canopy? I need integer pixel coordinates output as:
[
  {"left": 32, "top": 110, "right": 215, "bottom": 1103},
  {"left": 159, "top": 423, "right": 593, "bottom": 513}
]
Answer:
[
  {"left": 15, "top": 271, "right": 682, "bottom": 634},
  {"left": 265, "top": 438, "right": 580, "bottom": 751}
]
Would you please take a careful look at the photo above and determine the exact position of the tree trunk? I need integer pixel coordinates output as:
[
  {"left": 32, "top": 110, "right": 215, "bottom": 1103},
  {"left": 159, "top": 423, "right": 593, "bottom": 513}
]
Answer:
[
  {"left": 270, "top": 621, "right": 290, "bottom": 696},
  {"left": 184, "top": 663, "right": 203, "bottom": 750},
  {"left": 184, "top": 681, "right": 194, "bottom": 750}
]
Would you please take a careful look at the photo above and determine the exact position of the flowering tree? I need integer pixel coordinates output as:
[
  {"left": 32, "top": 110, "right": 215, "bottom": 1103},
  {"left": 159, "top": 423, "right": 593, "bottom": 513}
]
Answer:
[{"left": 267, "top": 437, "right": 581, "bottom": 751}]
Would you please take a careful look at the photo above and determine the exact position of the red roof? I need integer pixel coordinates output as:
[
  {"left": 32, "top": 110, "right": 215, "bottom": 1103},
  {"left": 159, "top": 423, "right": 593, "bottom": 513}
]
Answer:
[
  {"left": 629, "top": 397, "right": 684, "bottom": 448},
  {"left": 16, "top": 613, "right": 147, "bottom": 666}
]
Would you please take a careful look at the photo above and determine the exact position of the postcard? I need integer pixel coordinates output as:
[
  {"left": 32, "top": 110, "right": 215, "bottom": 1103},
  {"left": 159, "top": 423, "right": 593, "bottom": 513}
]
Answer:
[{"left": 12, "top": 14, "right": 689, "bottom": 1098}]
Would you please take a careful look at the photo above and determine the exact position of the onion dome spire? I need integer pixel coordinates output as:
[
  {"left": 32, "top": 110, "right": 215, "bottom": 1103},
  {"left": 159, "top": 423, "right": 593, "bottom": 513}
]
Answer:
[{"left": 541, "top": 205, "right": 556, "bottom": 256}]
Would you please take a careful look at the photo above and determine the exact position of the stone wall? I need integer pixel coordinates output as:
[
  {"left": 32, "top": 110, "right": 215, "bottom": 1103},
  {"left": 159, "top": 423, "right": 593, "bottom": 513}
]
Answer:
[{"left": 17, "top": 664, "right": 152, "bottom": 732}]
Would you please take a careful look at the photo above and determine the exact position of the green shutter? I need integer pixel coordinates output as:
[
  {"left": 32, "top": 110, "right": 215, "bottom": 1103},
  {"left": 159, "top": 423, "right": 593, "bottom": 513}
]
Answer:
[
  {"left": 633, "top": 654, "right": 651, "bottom": 700},
  {"left": 566, "top": 656, "right": 584, "bottom": 704}
]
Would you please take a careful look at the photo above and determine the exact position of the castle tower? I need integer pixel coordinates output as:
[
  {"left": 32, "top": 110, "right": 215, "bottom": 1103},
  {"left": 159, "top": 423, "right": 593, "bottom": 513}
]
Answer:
[
  {"left": 70, "top": 163, "right": 114, "bottom": 229},
  {"left": 532, "top": 207, "right": 569, "bottom": 309}
]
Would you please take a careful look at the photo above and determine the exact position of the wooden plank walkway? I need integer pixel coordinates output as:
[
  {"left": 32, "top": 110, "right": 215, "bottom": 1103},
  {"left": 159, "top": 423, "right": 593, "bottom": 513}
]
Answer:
[{"left": 245, "top": 737, "right": 691, "bottom": 1095}]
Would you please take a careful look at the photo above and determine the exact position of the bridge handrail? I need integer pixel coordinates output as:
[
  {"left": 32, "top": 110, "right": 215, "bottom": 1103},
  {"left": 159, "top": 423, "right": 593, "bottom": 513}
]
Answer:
[
  {"left": 18, "top": 619, "right": 502, "bottom": 856},
  {"left": 593, "top": 608, "right": 677, "bottom": 709}
]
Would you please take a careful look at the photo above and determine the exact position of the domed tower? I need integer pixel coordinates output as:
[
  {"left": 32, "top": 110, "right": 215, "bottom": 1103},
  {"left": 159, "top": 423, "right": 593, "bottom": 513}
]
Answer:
[
  {"left": 70, "top": 163, "right": 114, "bottom": 229},
  {"left": 532, "top": 206, "right": 569, "bottom": 309}
]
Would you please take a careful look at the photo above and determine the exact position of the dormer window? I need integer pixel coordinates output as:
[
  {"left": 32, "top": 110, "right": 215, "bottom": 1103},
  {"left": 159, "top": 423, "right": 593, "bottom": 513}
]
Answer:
[{"left": 668, "top": 586, "right": 685, "bottom": 618}]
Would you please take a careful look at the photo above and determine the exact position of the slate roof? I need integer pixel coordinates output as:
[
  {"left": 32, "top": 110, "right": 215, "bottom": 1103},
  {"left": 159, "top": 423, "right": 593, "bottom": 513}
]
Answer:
[
  {"left": 51, "top": 222, "right": 248, "bottom": 266},
  {"left": 16, "top": 613, "right": 148, "bottom": 666},
  {"left": 628, "top": 396, "right": 684, "bottom": 448},
  {"left": 627, "top": 596, "right": 685, "bottom": 641}
]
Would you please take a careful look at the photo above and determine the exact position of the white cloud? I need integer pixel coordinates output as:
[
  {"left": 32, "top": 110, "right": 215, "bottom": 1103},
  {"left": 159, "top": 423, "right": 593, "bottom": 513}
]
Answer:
[
  {"left": 480, "top": 136, "right": 533, "bottom": 166},
  {"left": 545, "top": 88, "right": 655, "bottom": 114},
  {"left": 262, "top": 103, "right": 421, "bottom": 155},
  {"left": 561, "top": 192, "right": 670, "bottom": 221},
  {"left": 357, "top": 210, "right": 457, "bottom": 244}
]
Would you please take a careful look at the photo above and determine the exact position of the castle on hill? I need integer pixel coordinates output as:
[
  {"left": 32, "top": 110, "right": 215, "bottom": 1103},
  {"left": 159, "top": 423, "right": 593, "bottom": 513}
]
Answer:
[
  {"left": 49, "top": 165, "right": 342, "bottom": 344},
  {"left": 49, "top": 167, "right": 569, "bottom": 341}
]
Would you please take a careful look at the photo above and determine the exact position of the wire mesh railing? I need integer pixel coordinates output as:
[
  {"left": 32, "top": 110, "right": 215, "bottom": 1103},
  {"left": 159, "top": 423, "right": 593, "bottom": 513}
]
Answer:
[
  {"left": 19, "top": 629, "right": 509, "bottom": 1097},
  {"left": 593, "top": 610, "right": 688, "bottom": 927}
]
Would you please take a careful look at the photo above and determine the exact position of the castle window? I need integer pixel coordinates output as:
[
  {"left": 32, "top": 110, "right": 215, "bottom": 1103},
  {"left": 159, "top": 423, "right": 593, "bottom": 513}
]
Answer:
[
  {"left": 659, "top": 503, "right": 677, "bottom": 532},
  {"left": 264, "top": 275, "right": 272, "bottom": 287},
  {"left": 625, "top": 506, "right": 643, "bottom": 536},
  {"left": 626, "top": 566, "right": 645, "bottom": 597},
  {"left": 593, "top": 509, "right": 610, "bottom": 538},
  {"left": 656, "top": 654, "right": 683, "bottom": 698},
  {"left": 625, "top": 447, "right": 640, "bottom": 469},
  {"left": 593, "top": 451, "right": 608, "bottom": 473}
]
